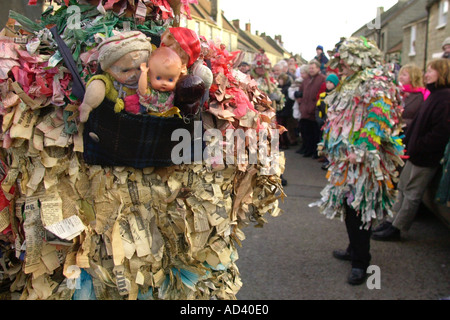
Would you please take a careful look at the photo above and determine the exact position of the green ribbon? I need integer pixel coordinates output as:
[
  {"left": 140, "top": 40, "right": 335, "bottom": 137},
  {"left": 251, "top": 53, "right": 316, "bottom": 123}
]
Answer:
[{"left": 360, "top": 36, "right": 371, "bottom": 49}]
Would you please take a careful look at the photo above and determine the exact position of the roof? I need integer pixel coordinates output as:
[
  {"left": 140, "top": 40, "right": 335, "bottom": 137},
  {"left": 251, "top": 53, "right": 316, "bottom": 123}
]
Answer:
[
  {"left": 387, "top": 41, "right": 403, "bottom": 53},
  {"left": 238, "top": 29, "right": 280, "bottom": 56},
  {"left": 353, "top": 0, "right": 419, "bottom": 36},
  {"left": 190, "top": 0, "right": 238, "bottom": 34},
  {"left": 189, "top": 1, "right": 288, "bottom": 58},
  {"left": 261, "top": 34, "right": 291, "bottom": 56}
]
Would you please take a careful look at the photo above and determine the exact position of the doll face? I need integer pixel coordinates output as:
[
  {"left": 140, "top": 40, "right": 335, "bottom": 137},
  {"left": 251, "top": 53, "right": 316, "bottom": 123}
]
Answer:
[
  {"left": 107, "top": 50, "right": 149, "bottom": 86},
  {"left": 148, "top": 55, "right": 183, "bottom": 92}
]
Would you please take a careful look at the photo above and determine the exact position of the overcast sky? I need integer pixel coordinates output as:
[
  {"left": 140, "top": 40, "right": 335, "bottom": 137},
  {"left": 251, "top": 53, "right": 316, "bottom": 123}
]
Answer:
[{"left": 219, "top": 0, "right": 398, "bottom": 60}]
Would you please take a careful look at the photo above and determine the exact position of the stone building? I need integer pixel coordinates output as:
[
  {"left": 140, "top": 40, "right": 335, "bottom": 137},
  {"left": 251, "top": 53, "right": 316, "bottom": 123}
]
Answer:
[
  {"left": 402, "top": 15, "right": 428, "bottom": 69},
  {"left": 426, "top": 0, "right": 449, "bottom": 60},
  {"left": 401, "top": 0, "right": 449, "bottom": 69},
  {"left": 188, "top": 0, "right": 289, "bottom": 67},
  {"left": 186, "top": 0, "right": 239, "bottom": 52},
  {"left": 352, "top": 0, "right": 429, "bottom": 63}
]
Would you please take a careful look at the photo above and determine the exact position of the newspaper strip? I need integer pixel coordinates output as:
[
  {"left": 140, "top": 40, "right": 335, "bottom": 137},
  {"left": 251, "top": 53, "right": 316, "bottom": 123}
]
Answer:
[
  {"left": 45, "top": 215, "right": 85, "bottom": 240},
  {"left": 23, "top": 198, "right": 44, "bottom": 274},
  {"left": 0, "top": 207, "right": 10, "bottom": 232},
  {"left": 39, "top": 193, "right": 63, "bottom": 227}
]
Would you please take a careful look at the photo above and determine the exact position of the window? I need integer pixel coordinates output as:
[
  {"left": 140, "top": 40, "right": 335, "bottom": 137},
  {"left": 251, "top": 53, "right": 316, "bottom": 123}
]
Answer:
[
  {"left": 208, "top": 26, "right": 213, "bottom": 41},
  {"left": 409, "top": 25, "right": 416, "bottom": 55},
  {"left": 438, "top": 0, "right": 449, "bottom": 27},
  {"left": 180, "top": 16, "right": 187, "bottom": 28},
  {"left": 195, "top": 22, "right": 200, "bottom": 37}
]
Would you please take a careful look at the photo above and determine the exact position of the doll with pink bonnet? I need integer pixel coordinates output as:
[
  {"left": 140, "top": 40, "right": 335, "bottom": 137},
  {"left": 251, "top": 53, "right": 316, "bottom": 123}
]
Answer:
[
  {"left": 161, "top": 27, "right": 213, "bottom": 90},
  {"left": 159, "top": 27, "right": 212, "bottom": 117}
]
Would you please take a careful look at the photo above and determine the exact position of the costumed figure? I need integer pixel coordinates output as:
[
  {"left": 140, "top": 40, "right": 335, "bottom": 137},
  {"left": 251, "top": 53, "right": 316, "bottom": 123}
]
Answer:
[
  {"left": 0, "top": 1, "right": 285, "bottom": 300},
  {"left": 251, "top": 50, "right": 284, "bottom": 111},
  {"left": 310, "top": 37, "right": 404, "bottom": 285},
  {"left": 436, "top": 140, "right": 450, "bottom": 207}
]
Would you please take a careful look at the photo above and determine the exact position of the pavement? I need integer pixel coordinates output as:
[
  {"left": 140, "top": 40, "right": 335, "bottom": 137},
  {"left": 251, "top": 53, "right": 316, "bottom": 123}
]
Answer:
[{"left": 235, "top": 146, "right": 450, "bottom": 300}]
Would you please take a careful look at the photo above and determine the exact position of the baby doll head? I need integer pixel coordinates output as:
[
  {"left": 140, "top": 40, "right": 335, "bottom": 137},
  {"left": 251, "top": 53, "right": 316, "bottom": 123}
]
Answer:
[
  {"left": 98, "top": 31, "right": 152, "bottom": 86},
  {"left": 160, "top": 27, "right": 201, "bottom": 68},
  {"left": 148, "top": 47, "right": 186, "bottom": 92}
]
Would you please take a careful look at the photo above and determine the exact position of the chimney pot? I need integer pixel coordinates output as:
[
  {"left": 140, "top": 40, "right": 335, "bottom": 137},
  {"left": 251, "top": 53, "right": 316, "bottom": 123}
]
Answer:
[{"left": 233, "top": 19, "right": 240, "bottom": 29}]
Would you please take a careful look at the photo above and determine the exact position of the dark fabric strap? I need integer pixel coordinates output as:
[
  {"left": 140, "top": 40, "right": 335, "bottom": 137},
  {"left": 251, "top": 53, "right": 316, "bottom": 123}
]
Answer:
[{"left": 83, "top": 99, "right": 196, "bottom": 168}]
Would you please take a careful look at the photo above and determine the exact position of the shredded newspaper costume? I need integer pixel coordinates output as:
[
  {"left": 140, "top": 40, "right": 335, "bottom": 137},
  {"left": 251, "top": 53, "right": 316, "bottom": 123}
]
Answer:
[
  {"left": 310, "top": 37, "right": 405, "bottom": 229},
  {"left": 0, "top": 1, "right": 285, "bottom": 300}
]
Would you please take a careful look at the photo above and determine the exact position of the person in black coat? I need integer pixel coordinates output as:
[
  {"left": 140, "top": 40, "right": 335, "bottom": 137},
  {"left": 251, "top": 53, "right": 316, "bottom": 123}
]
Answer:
[
  {"left": 276, "top": 73, "right": 294, "bottom": 150},
  {"left": 372, "top": 59, "right": 450, "bottom": 241}
]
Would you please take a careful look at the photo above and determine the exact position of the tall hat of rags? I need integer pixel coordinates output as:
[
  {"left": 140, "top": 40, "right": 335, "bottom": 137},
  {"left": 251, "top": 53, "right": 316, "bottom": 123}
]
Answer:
[
  {"left": 328, "top": 36, "right": 383, "bottom": 72},
  {"left": 97, "top": 31, "right": 153, "bottom": 70}
]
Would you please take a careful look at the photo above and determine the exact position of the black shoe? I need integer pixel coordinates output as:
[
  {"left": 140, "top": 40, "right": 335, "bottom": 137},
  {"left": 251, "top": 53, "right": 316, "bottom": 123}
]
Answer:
[
  {"left": 347, "top": 268, "right": 367, "bottom": 285},
  {"left": 303, "top": 152, "right": 313, "bottom": 158},
  {"left": 371, "top": 225, "right": 401, "bottom": 241},
  {"left": 332, "top": 250, "right": 351, "bottom": 261},
  {"left": 296, "top": 147, "right": 306, "bottom": 154},
  {"left": 321, "top": 162, "right": 330, "bottom": 171},
  {"left": 372, "top": 221, "right": 392, "bottom": 233}
]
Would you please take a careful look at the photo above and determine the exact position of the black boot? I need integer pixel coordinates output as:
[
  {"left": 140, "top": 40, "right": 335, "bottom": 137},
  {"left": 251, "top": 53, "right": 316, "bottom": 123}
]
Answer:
[
  {"left": 332, "top": 249, "right": 351, "bottom": 261},
  {"left": 347, "top": 268, "right": 367, "bottom": 285},
  {"left": 372, "top": 221, "right": 392, "bottom": 233},
  {"left": 371, "top": 225, "right": 401, "bottom": 241},
  {"left": 296, "top": 145, "right": 306, "bottom": 154}
]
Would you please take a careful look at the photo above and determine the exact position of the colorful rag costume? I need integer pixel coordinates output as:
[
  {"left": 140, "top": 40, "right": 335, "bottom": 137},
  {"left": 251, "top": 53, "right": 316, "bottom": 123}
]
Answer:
[
  {"left": 436, "top": 140, "right": 450, "bottom": 207},
  {"left": 311, "top": 38, "right": 405, "bottom": 229}
]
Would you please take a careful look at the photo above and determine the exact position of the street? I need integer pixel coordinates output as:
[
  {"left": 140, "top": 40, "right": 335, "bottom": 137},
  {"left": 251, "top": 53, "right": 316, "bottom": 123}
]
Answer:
[{"left": 235, "top": 147, "right": 450, "bottom": 300}]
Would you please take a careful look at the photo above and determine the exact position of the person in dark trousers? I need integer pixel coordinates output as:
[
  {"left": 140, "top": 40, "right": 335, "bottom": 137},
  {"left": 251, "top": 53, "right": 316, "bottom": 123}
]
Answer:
[
  {"left": 372, "top": 58, "right": 450, "bottom": 241},
  {"left": 277, "top": 73, "right": 294, "bottom": 150},
  {"left": 295, "top": 60, "right": 325, "bottom": 158},
  {"left": 311, "top": 37, "right": 404, "bottom": 285}
]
